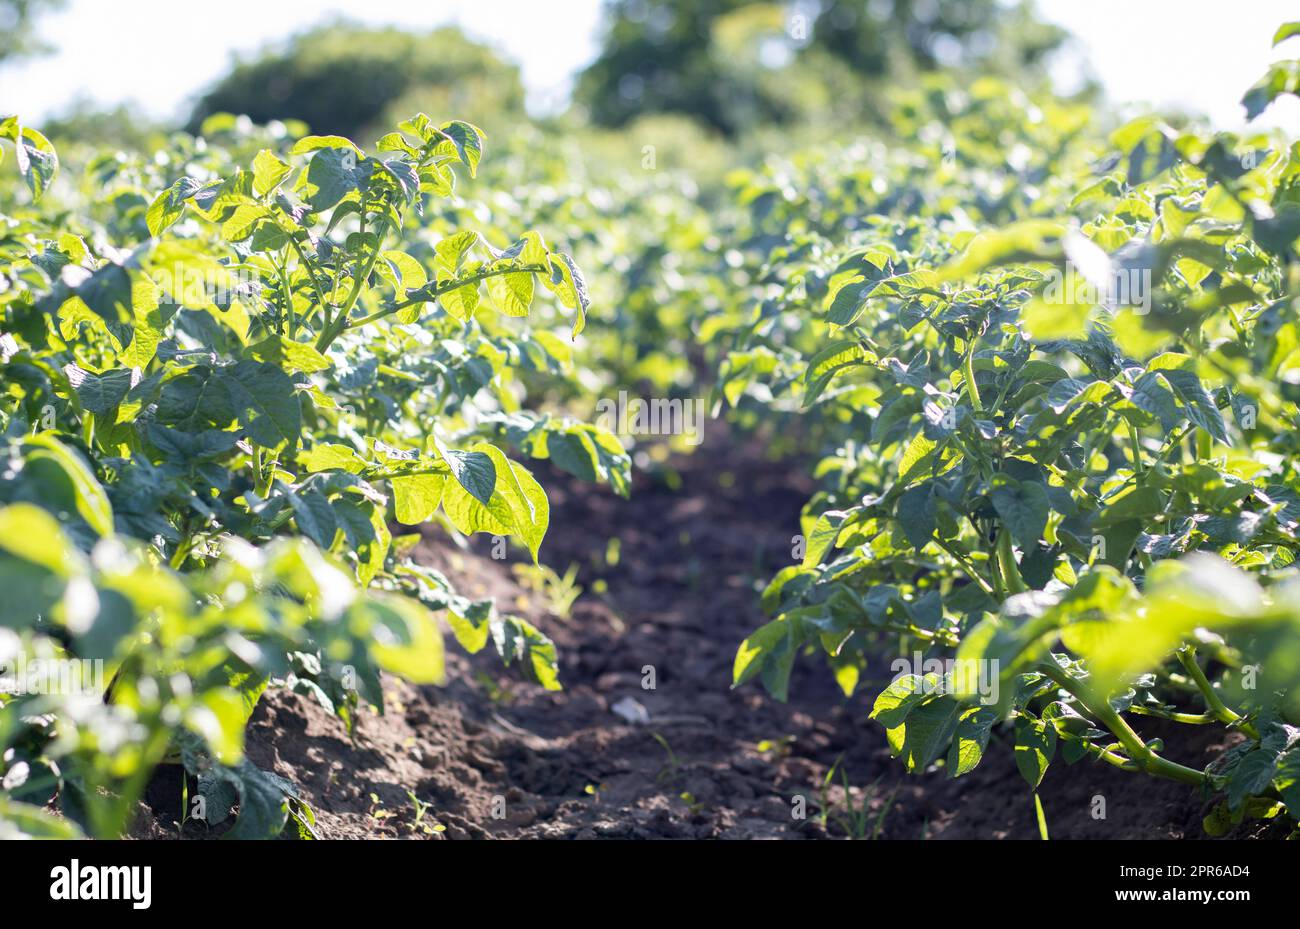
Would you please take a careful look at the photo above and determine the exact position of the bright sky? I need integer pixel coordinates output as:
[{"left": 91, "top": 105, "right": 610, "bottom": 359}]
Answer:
[{"left": 1, "top": 0, "right": 1297, "bottom": 132}]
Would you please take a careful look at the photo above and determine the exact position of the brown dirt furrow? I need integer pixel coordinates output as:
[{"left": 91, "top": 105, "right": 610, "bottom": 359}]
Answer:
[{"left": 149, "top": 423, "right": 1275, "bottom": 840}]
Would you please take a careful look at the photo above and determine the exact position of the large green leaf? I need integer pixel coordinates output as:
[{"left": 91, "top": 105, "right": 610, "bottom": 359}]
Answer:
[
  {"left": 990, "top": 475, "right": 1048, "bottom": 549},
  {"left": 392, "top": 472, "right": 447, "bottom": 525},
  {"left": 22, "top": 434, "right": 115, "bottom": 537},
  {"left": 223, "top": 360, "right": 303, "bottom": 450}
]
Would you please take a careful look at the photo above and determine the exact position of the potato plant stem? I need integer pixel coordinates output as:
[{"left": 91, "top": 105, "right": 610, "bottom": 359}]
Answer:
[
  {"left": 1037, "top": 663, "right": 1208, "bottom": 787},
  {"left": 933, "top": 537, "right": 997, "bottom": 597},
  {"left": 314, "top": 219, "right": 392, "bottom": 350},
  {"left": 996, "top": 530, "right": 1028, "bottom": 594},
  {"left": 962, "top": 348, "right": 982, "bottom": 413},
  {"left": 1176, "top": 647, "right": 1259, "bottom": 739},
  {"left": 315, "top": 262, "right": 551, "bottom": 352},
  {"left": 284, "top": 231, "right": 330, "bottom": 327},
  {"left": 1128, "top": 705, "right": 1218, "bottom": 725},
  {"left": 1126, "top": 419, "right": 1145, "bottom": 473}
]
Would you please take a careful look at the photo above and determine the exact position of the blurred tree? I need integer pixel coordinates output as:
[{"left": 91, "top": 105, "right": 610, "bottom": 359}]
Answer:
[
  {"left": 0, "top": 0, "right": 65, "bottom": 64},
  {"left": 187, "top": 22, "right": 525, "bottom": 141},
  {"left": 811, "top": 0, "right": 1065, "bottom": 78},
  {"left": 574, "top": 0, "right": 1067, "bottom": 135}
]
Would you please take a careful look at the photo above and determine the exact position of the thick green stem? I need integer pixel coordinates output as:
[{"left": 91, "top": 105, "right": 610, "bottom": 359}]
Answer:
[
  {"left": 1176, "top": 647, "right": 1259, "bottom": 739},
  {"left": 339, "top": 220, "right": 388, "bottom": 315},
  {"left": 284, "top": 231, "right": 330, "bottom": 326},
  {"left": 996, "top": 530, "right": 1029, "bottom": 594},
  {"left": 962, "top": 349, "right": 982, "bottom": 414},
  {"left": 314, "top": 219, "right": 391, "bottom": 350},
  {"left": 169, "top": 525, "right": 193, "bottom": 570},
  {"left": 1126, "top": 419, "right": 1145, "bottom": 474},
  {"left": 1088, "top": 743, "right": 1141, "bottom": 772},
  {"left": 359, "top": 262, "right": 552, "bottom": 327},
  {"left": 316, "top": 260, "right": 552, "bottom": 352},
  {"left": 1038, "top": 663, "right": 1208, "bottom": 787},
  {"left": 1128, "top": 706, "right": 1217, "bottom": 725},
  {"left": 275, "top": 258, "right": 296, "bottom": 338},
  {"left": 253, "top": 445, "right": 273, "bottom": 498},
  {"left": 363, "top": 465, "right": 450, "bottom": 482},
  {"left": 933, "top": 537, "right": 997, "bottom": 598},
  {"left": 880, "top": 621, "right": 960, "bottom": 648}
]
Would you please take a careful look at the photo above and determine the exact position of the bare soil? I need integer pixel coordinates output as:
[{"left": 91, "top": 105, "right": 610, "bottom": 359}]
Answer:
[{"left": 139, "top": 424, "right": 1282, "bottom": 840}]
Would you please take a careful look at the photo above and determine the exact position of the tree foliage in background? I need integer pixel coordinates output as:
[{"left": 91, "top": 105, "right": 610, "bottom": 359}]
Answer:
[
  {"left": 574, "top": 0, "right": 1067, "bottom": 136},
  {"left": 0, "top": 0, "right": 65, "bottom": 64},
  {"left": 187, "top": 23, "right": 526, "bottom": 142}
]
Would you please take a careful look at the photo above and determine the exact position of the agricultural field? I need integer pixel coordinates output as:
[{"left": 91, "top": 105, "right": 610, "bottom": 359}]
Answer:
[{"left": 1, "top": 0, "right": 1299, "bottom": 886}]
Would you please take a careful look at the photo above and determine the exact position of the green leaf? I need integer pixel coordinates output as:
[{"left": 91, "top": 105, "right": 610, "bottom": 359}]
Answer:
[
  {"left": 991, "top": 475, "right": 1049, "bottom": 549},
  {"left": 1273, "top": 743, "right": 1300, "bottom": 815},
  {"left": 824, "top": 278, "right": 872, "bottom": 326},
  {"left": 441, "top": 478, "right": 514, "bottom": 537},
  {"left": 802, "top": 509, "right": 849, "bottom": 568},
  {"left": 543, "top": 252, "right": 589, "bottom": 338},
  {"left": 1226, "top": 745, "right": 1279, "bottom": 812},
  {"left": 870, "top": 673, "right": 939, "bottom": 728},
  {"left": 184, "top": 688, "right": 247, "bottom": 766},
  {"left": 897, "top": 433, "right": 938, "bottom": 487},
  {"left": 1242, "top": 60, "right": 1300, "bottom": 121},
  {"left": 733, "top": 618, "right": 788, "bottom": 689},
  {"left": 365, "top": 593, "right": 446, "bottom": 685},
  {"left": 435, "top": 120, "right": 484, "bottom": 176},
  {"left": 948, "top": 707, "right": 998, "bottom": 778},
  {"left": 1163, "top": 369, "right": 1227, "bottom": 443},
  {"left": 220, "top": 204, "right": 269, "bottom": 242},
  {"left": 296, "top": 147, "right": 371, "bottom": 211},
  {"left": 802, "top": 339, "right": 876, "bottom": 407},
  {"left": 445, "top": 599, "right": 493, "bottom": 653},
  {"left": 252, "top": 149, "right": 292, "bottom": 196},
  {"left": 146, "top": 176, "right": 201, "bottom": 237},
  {"left": 247, "top": 335, "right": 332, "bottom": 374},
  {"left": 474, "top": 444, "right": 548, "bottom": 562},
  {"left": 0, "top": 118, "right": 58, "bottom": 200},
  {"left": 289, "top": 135, "right": 363, "bottom": 157},
  {"left": 1014, "top": 716, "right": 1057, "bottom": 789},
  {"left": 381, "top": 249, "right": 428, "bottom": 292},
  {"left": 1126, "top": 371, "right": 1180, "bottom": 431},
  {"left": 491, "top": 613, "right": 560, "bottom": 690},
  {"left": 886, "top": 694, "right": 964, "bottom": 772},
  {"left": 392, "top": 472, "right": 447, "bottom": 525},
  {"left": 289, "top": 490, "right": 338, "bottom": 549},
  {"left": 224, "top": 360, "right": 303, "bottom": 450},
  {"left": 1095, "top": 484, "right": 1167, "bottom": 526},
  {"left": 486, "top": 271, "right": 535, "bottom": 318},
  {"left": 438, "top": 280, "right": 480, "bottom": 321},
  {"left": 202, "top": 760, "right": 302, "bottom": 840},
  {"left": 434, "top": 231, "right": 481, "bottom": 274},
  {"left": 936, "top": 220, "right": 1066, "bottom": 282},
  {"left": 63, "top": 365, "right": 135, "bottom": 417},
  {"left": 145, "top": 425, "right": 238, "bottom": 464},
  {"left": 0, "top": 502, "right": 79, "bottom": 576},
  {"left": 0, "top": 798, "right": 82, "bottom": 839},
  {"left": 440, "top": 447, "right": 496, "bottom": 506},
  {"left": 896, "top": 483, "right": 938, "bottom": 549},
  {"left": 22, "top": 434, "right": 115, "bottom": 537},
  {"left": 300, "top": 443, "right": 366, "bottom": 474},
  {"left": 73, "top": 261, "right": 134, "bottom": 328}
]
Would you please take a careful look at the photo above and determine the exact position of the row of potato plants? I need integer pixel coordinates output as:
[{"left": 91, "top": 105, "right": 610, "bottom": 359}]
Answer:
[
  {"left": 0, "top": 112, "right": 627, "bottom": 838},
  {"left": 724, "top": 37, "right": 1300, "bottom": 834}
]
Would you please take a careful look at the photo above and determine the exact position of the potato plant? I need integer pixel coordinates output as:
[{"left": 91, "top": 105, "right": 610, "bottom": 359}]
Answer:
[
  {"left": 0, "top": 113, "right": 626, "bottom": 838},
  {"left": 729, "top": 45, "right": 1300, "bottom": 834}
]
